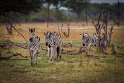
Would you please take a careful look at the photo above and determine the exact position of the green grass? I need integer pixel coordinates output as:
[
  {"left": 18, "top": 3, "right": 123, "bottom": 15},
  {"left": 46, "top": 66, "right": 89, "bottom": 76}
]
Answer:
[
  {"left": 112, "top": 39, "right": 124, "bottom": 45},
  {"left": 0, "top": 39, "right": 124, "bottom": 83}
]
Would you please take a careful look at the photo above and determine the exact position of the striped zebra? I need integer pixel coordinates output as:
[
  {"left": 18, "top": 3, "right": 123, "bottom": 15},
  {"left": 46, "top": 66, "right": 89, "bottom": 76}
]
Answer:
[
  {"left": 44, "top": 31, "right": 62, "bottom": 60},
  {"left": 81, "top": 33, "right": 98, "bottom": 46},
  {"left": 28, "top": 28, "right": 40, "bottom": 66},
  {"left": 80, "top": 33, "right": 98, "bottom": 52},
  {"left": 81, "top": 33, "right": 107, "bottom": 52}
]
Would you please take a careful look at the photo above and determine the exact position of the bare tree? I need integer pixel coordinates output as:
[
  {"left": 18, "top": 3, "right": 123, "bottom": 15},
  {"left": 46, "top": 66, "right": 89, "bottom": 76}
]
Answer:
[
  {"left": 61, "top": 23, "right": 70, "bottom": 38},
  {"left": 3, "top": 12, "right": 27, "bottom": 41},
  {"left": 89, "top": 10, "right": 116, "bottom": 52},
  {"left": 46, "top": 0, "right": 51, "bottom": 29}
]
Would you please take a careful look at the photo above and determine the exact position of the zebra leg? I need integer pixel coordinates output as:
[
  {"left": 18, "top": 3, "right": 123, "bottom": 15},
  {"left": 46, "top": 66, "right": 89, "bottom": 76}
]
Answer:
[
  {"left": 32, "top": 52, "right": 35, "bottom": 66},
  {"left": 34, "top": 54, "right": 37, "bottom": 66},
  {"left": 59, "top": 46, "right": 62, "bottom": 59},
  {"left": 32, "top": 50, "right": 37, "bottom": 66},
  {"left": 51, "top": 46, "right": 57, "bottom": 61},
  {"left": 29, "top": 51, "right": 34, "bottom": 66},
  {"left": 56, "top": 46, "right": 61, "bottom": 59},
  {"left": 47, "top": 47, "right": 51, "bottom": 60},
  {"left": 85, "top": 47, "right": 88, "bottom": 55},
  {"left": 34, "top": 51, "right": 39, "bottom": 66},
  {"left": 36, "top": 52, "right": 39, "bottom": 65},
  {"left": 55, "top": 46, "right": 58, "bottom": 60},
  {"left": 33, "top": 55, "right": 36, "bottom": 66},
  {"left": 57, "top": 47, "right": 60, "bottom": 59},
  {"left": 50, "top": 47, "right": 53, "bottom": 61},
  {"left": 55, "top": 48, "right": 57, "bottom": 60}
]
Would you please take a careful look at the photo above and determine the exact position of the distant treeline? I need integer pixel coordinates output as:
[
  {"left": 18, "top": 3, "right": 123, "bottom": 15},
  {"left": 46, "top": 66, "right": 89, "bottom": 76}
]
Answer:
[
  {"left": 0, "top": 0, "right": 124, "bottom": 23},
  {"left": 26, "top": 3, "right": 124, "bottom": 22}
]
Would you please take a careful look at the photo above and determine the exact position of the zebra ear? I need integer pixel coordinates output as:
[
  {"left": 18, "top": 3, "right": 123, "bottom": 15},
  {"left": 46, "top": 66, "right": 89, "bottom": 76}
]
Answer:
[{"left": 30, "top": 28, "right": 33, "bottom": 33}]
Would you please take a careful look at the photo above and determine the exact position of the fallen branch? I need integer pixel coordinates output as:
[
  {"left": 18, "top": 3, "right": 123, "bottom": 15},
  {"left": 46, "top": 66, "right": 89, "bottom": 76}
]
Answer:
[{"left": 0, "top": 52, "right": 28, "bottom": 60}]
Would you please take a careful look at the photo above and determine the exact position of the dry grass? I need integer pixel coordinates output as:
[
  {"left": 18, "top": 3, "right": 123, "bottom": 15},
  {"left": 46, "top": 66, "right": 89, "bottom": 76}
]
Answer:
[
  {"left": 0, "top": 22, "right": 124, "bottom": 42},
  {"left": 0, "top": 22, "right": 124, "bottom": 83}
]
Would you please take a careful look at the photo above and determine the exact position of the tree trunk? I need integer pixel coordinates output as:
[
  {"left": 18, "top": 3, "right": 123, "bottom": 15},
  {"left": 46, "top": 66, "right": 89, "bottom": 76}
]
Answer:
[
  {"left": 47, "top": 0, "right": 50, "bottom": 29},
  {"left": 85, "top": 0, "right": 88, "bottom": 25}
]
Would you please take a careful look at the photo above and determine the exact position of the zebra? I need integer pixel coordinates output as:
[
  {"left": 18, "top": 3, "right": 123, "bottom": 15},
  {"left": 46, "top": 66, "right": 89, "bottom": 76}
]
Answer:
[
  {"left": 81, "top": 33, "right": 98, "bottom": 46},
  {"left": 44, "top": 31, "right": 62, "bottom": 60},
  {"left": 81, "top": 33, "right": 108, "bottom": 53},
  {"left": 80, "top": 33, "right": 98, "bottom": 52},
  {"left": 28, "top": 28, "right": 40, "bottom": 66}
]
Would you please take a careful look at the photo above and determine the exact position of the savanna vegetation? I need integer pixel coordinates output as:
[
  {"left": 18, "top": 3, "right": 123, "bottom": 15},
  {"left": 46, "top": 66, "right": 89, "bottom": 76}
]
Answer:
[{"left": 0, "top": 0, "right": 124, "bottom": 83}]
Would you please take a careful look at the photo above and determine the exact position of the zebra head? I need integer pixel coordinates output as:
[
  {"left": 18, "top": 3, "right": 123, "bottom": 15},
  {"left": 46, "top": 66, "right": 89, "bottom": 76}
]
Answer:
[
  {"left": 44, "top": 31, "right": 61, "bottom": 47},
  {"left": 81, "top": 33, "right": 98, "bottom": 47},
  {"left": 29, "top": 28, "right": 35, "bottom": 35},
  {"left": 44, "top": 31, "right": 53, "bottom": 47},
  {"left": 82, "top": 33, "right": 89, "bottom": 44},
  {"left": 29, "top": 28, "right": 36, "bottom": 42}
]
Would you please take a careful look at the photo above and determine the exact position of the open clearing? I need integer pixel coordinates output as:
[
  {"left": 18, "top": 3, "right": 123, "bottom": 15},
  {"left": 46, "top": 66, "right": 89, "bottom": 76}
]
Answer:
[{"left": 0, "top": 22, "right": 124, "bottom": 83}]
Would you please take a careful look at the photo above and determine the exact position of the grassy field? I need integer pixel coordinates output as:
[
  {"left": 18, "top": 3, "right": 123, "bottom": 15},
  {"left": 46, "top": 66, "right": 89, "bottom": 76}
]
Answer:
[{"left": 0, "top": 22, "right": 124, "bottom": 83}]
